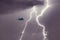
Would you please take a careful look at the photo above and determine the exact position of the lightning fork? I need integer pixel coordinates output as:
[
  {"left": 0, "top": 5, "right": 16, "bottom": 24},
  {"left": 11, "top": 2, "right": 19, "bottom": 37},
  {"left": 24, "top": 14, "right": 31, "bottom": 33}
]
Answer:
[
  {"left": 20, "top": 0, "right": 51, "bottom": 40},
  {"left": 19, "top": 6, "right": 37, "bottom": 40},
  {"left": 36, "top": 0, "right": 50, "bottom": 40}
]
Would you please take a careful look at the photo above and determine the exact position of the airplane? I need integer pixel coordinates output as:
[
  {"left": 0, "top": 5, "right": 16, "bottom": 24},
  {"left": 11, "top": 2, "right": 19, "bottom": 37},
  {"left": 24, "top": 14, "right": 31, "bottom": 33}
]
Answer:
[{"left": 18, "top": 17, "right": 24, "bottom": 21}]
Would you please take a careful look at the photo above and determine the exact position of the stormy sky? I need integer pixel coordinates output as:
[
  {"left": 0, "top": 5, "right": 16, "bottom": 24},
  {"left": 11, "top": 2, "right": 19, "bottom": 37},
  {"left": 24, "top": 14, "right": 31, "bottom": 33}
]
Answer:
[
  {"left": 0, "top": 0, "right": 44, "bottom": 14},
  {"left": 0, "top": 0, "right": 60, "bottom": 40}
]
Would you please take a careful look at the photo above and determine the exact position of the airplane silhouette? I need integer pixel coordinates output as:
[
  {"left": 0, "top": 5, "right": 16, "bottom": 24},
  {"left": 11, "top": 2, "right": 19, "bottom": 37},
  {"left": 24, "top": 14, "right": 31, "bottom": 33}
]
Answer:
[{"left": 18, "top": 17, "right": 24, "bottom": 20}]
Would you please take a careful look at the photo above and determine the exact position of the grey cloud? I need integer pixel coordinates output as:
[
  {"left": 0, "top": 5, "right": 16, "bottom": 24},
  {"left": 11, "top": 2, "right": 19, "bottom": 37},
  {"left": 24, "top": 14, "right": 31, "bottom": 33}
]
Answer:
[{"left": 0, "top": 0, "right": 44, "bottom": 14}]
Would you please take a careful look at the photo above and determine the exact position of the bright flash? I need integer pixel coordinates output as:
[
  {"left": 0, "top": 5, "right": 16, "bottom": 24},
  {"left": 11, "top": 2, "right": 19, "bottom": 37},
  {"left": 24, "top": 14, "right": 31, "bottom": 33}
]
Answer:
[
  {"left": 19, "top": 6, "right": 37, "bottom": 40},
  {"left": 19, "top": 0, "right": 50, "bottom": 40},
  {"left": 36, "top": 0, "right": 50, "bottom": 40}
]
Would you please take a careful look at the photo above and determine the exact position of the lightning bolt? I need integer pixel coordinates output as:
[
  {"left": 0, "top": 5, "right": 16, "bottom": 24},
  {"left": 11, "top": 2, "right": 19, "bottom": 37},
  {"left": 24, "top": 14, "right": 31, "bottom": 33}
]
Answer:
[
  {"left": 19, "top": 6, "right": 37, "bottom": 40},
  {"left": 36, "top": 0, "right": 50, "bottom": 40},
  {"left": 19, "top": 0, "right": 51, "bottom": 40}
]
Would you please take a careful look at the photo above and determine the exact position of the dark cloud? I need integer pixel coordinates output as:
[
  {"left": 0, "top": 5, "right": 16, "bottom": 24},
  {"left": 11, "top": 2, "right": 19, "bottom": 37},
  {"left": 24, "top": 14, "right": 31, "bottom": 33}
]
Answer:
[{"left": 0, "top": 0, "right": 44, "bottom": 14}]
